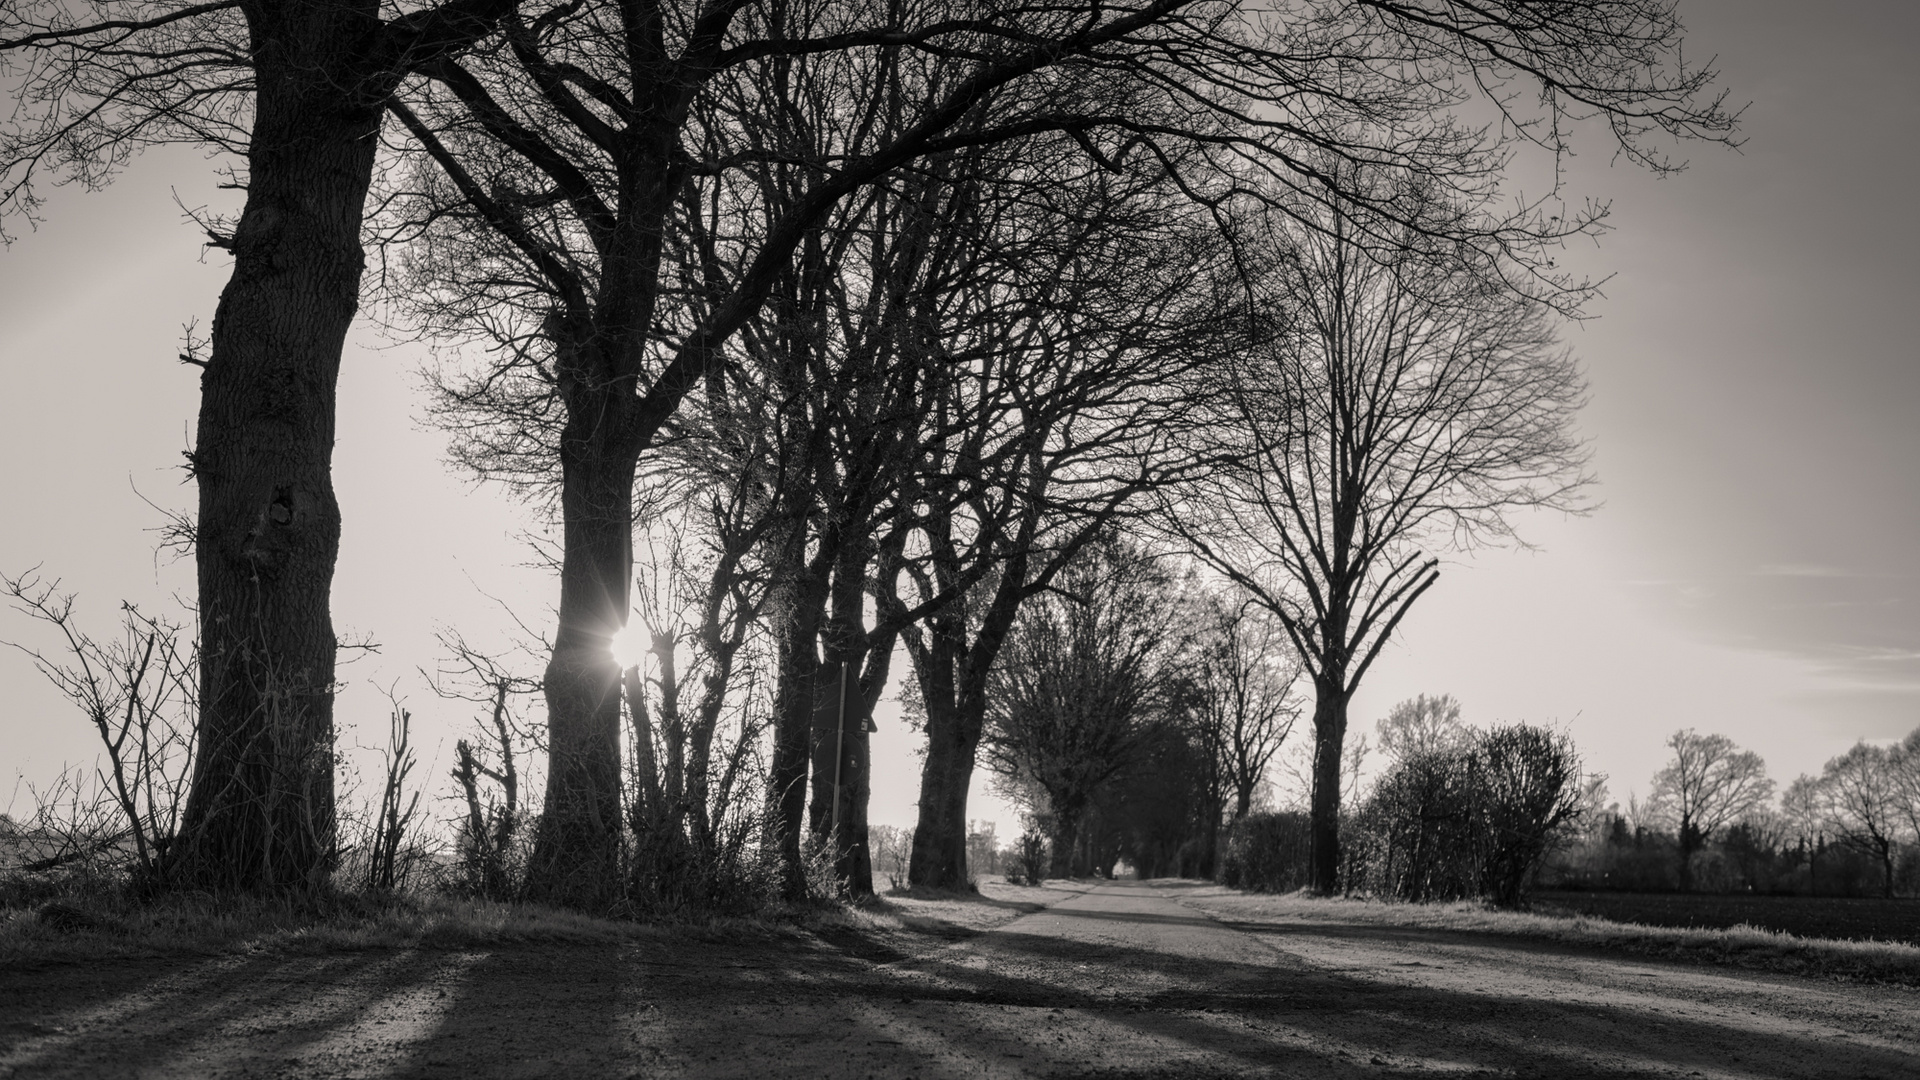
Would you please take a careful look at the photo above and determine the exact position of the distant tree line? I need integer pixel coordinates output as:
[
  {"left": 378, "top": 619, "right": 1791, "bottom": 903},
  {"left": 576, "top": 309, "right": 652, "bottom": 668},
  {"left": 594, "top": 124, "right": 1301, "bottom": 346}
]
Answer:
[{"left": 1548, "top": 728, "right": 1920, "bottom": 899}]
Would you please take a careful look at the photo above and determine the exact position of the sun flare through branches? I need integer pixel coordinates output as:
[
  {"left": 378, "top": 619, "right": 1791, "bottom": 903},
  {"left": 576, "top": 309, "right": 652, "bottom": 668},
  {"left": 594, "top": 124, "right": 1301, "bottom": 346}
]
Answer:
[{"left": 609, "top": 621, "right": 647, "bottom": 672}]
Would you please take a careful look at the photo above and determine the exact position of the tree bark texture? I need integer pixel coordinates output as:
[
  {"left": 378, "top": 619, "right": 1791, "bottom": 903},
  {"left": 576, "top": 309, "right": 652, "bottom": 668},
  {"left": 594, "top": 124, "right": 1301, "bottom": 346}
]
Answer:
[
  {"left": 526, "top": 422, "right": 637, "bottom": 908},
  {"left": 908, "top": 689, "right": 979, "bottom": 890},
  {"left": 807, "top": 639, "right": 892, "bottom": 898},
  {"left": 905, "top": 616, "right": 1004, "bottom": 891},
  {"left": 767, "top": 557, "right": 827, "bottom": 900},
  {"left": 169, "top": 0, "right": 385, "bottom": 892},
  {"left": 905, "top": 540, "right": 1034, "bottom": 890},
  {"left": 1307, "top": 673, "right": 1350, "bottom": 893},
  {"left": 1048, "top": 802, "right": 1088, "bottom": 879}
]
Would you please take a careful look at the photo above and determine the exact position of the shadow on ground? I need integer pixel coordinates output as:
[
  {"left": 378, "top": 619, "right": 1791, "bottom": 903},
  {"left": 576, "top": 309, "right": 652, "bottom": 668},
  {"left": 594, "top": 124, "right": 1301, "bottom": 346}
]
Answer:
[{"left": 1, "top": 884, "right": 1911, "bottom": 1078}]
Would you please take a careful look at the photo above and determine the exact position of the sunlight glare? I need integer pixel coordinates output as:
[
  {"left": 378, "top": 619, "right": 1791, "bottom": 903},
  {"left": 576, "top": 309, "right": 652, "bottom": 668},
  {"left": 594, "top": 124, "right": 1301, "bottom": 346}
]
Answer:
[{"left": 609, "top": 621, "right": 647, "bottom": 671}]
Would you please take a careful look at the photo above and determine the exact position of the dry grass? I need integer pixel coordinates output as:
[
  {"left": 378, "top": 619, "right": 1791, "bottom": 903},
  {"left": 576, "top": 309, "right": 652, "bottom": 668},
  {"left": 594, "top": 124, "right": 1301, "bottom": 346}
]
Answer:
[
  {"left": 0, "top": 889, "right": 673, "bottom": 966},
  {"left": 0, "top": 872, "right": 1091, "bottom": 968},
  {"left": 1183, "top": 886, "right": 1920, "bottom": 985}
]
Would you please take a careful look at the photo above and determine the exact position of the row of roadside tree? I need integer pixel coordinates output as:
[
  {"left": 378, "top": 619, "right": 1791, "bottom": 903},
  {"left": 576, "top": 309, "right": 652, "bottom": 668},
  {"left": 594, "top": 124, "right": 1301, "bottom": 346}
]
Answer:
[{"left": 2, "top": 0, "right": 1732, "bottom": 910}]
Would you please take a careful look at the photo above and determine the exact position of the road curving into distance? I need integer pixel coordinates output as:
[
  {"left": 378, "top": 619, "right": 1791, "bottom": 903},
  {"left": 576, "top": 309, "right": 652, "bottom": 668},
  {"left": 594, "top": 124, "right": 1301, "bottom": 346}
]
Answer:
[{"left": 3, "top": 879, "right": 1915, "bottom": 1078}]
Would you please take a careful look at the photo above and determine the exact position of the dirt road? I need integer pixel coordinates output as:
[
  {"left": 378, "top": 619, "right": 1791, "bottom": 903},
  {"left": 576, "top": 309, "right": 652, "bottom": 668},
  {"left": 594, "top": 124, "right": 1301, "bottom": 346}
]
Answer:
[{"left": 3, "top": 880, "right": 1915, "bottom": 1078}]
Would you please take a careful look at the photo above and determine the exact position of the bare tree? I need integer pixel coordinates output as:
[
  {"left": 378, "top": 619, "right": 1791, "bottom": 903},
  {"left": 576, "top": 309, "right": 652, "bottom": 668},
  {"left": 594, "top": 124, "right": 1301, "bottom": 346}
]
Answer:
[
  {"left": 982, "top": 533, "right": 1188, "bottom": 877},
  {"left": 619, "top": 504, "right": 780, "bottom": 907},
  {"left": 2, "top": 0, "right": 520, "bottom": 892},
  {"left": 1889, "top": 727, "right": 1920, "bottom": 851},
  {"left": 360, "top": 705, "right": 423, "bottom": 891},
  {"left": 1780, "top": 773, "right": 1824, "bottom": 851},
  {"left": 1377, "top": 694, "right": 1467, "bottom": 762},
  {"left": 1192, "top": 594, "right": 1299, "bottom": 843},
  {"left": 435, "top": 635, "right": 541, "bottom": 898},
  {"left": 1176, "top": 200, "right": 1592, "bottom": 891},
  {"left": 1647, "top": 728, "right": 1775, "bottom": 891},
  {"left": 1816, "top": 741, "right": 1901, "bottom": 898},
  {"left": 4, "top": 571, "right": 196, "bottom": 885},
  {"left": 372, "top": 0, "right": 1733, "bottom": 904},
  {"left": 881, "top": 151, "right": 1232, "bottom": 890}
]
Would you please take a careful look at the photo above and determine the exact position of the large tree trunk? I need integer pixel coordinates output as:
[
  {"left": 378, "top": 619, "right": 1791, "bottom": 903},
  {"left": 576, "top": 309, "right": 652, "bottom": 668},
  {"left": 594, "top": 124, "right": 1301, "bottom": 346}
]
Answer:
[
  {"left": 904, "top": 541, "right": 1034, "bottom": 890},
  {"left": 905, "top": 611, "right": 997, "bottom": 891},
  {"left": 807, "top": 533, "right": 891, "bottom": 897},
  {"left": 767, "top": 554, "right": 827, "bottom": 900},
  {"left": 807, "top": 660, "right": 850, "bottom": 868},
  {"left": 1307, "top": 672, "right": 1350, "bottom": 893},
  {"left": 1047, "top": 799, "right": 1087, "bottom": 879},
  {"left": 526, "top": 429, "right": 635, "bottom": 908},
  {"left": 168, "top": 0, "right": 384, "bottom": 893},
  {"left": 807, "top": 643, "right": 890, "bottom": 899},
  {"left": 908, "top": 691, "right": 979, "bottom": 890}
]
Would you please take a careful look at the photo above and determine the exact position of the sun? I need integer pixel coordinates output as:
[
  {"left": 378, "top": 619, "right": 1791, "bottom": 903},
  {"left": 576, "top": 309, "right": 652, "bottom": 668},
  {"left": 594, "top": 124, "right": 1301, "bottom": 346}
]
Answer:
[{"left": 609, "top": 621, "right": 647, "bottom": 671}]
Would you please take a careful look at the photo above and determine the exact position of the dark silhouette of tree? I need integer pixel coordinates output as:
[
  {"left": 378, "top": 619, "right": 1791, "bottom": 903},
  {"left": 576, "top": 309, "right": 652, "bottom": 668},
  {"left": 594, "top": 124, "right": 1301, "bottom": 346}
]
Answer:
[
  {"left": 1892, "top": 728, "right": 1920, "bottom": 852},
  {"left": 1174, "top": 592, "right": 1299, "bottom": 875},
  {"left": 982, "top": 534, "right": 1188, "bottom": 877},
  {"left": 1815, "top": 741, "right": 1900, "bottom": 898},
  {"left": 369, "top": 0, "right": 1732, "bottom": 905},
  {"left": 1194, "top": 595, "right": 1299, "bottom": 825},
  {"left": 1648, "top": 728, "right": 1774, "bottom": 891},
  {"left": 1175, "top": 200, "right": 1593, "bottom": 892},
  {"left": 2, "top": 0, "right": 520, "bottom": 892},
  {"left": 877, "top": 152, "right": 1231, "bottom": 890}
]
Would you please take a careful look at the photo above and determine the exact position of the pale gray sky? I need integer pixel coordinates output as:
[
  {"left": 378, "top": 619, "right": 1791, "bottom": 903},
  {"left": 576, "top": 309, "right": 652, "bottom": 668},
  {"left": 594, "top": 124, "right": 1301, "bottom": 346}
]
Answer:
[{"left": 3, "top": 0, "right": 1915, "bottom": 832}]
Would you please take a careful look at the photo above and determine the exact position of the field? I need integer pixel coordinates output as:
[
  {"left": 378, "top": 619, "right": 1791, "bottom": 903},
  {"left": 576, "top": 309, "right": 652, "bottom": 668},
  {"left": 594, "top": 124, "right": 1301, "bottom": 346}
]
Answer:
[{"left": 1532, "top": 889, "right": 1920, "bottom": 946}]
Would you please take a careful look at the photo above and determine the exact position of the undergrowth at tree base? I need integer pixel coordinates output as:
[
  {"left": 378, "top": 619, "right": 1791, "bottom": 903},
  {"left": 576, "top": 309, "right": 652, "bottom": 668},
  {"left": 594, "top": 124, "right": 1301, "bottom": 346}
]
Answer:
[
  {"left": 0, "top": 872, "right": 1081, "bottom": 968},
  {"left": 0, "top": 877, "right": 873, "bottom": 968}
]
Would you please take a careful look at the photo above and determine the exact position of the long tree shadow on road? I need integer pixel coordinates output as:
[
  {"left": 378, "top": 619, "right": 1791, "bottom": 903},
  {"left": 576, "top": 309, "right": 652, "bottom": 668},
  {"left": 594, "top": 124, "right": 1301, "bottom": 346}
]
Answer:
[{"left": 3, "top": 901, "right": 1914, "bottom": 1079}]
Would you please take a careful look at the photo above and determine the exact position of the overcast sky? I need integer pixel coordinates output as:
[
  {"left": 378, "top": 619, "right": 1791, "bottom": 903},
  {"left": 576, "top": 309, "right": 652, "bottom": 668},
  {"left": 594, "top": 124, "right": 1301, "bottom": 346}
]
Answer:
[{"left": 3, "top": 0, "right": 1915, "bottom": 835}]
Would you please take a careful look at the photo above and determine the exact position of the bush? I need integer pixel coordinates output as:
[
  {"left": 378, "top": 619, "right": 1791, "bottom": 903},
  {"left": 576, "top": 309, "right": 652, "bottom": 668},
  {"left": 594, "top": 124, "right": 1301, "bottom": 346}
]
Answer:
[
  {"left": 626, "top": 811, "right": 782, "bottom": 916},
  {"left": 1006, "top": 830, "right": 1049, "bottom": 886},
  {"left": 1352, "top": 724, "right": 1584, "bottom": 907},
  {"left": 1360, "top": 748, "right": 1480, "bottom": 901},
  {"left": 1219, "top": 812, "right": 1312, "bottom": 893}
]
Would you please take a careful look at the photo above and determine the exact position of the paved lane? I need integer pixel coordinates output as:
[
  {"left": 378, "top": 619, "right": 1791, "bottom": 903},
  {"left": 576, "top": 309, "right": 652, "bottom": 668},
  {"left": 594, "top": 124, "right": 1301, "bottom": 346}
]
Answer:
[{"left": 5, "top": 880, "right": 1915, "bottom": 1078}]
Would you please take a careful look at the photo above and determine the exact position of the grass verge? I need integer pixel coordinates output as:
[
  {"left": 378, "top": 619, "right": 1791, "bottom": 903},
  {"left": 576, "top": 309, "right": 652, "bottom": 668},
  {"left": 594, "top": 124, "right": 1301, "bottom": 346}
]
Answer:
[
  {"left": 1182, "top": 886, "right": 1920, "bottom": 986},
  {"left": 0, "top": 874, "right": 1086, "bottom": 968},
  {"left": 0, "top": 889, "right": 673, "bottom": 966}
]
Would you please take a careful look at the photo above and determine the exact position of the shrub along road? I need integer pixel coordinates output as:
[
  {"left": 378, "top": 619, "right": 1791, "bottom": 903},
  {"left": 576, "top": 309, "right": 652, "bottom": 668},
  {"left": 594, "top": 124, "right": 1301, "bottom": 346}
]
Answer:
[{"left": 2, "top": 880, "right": 1915, "bottom": 1078}]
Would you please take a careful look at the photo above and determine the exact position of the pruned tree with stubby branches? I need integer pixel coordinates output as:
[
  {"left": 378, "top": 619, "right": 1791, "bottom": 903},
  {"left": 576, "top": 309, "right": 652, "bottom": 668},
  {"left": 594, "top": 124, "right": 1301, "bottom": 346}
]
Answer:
[{"left": 1172, "top": 195, "right": 1594, "bottom": 892}]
